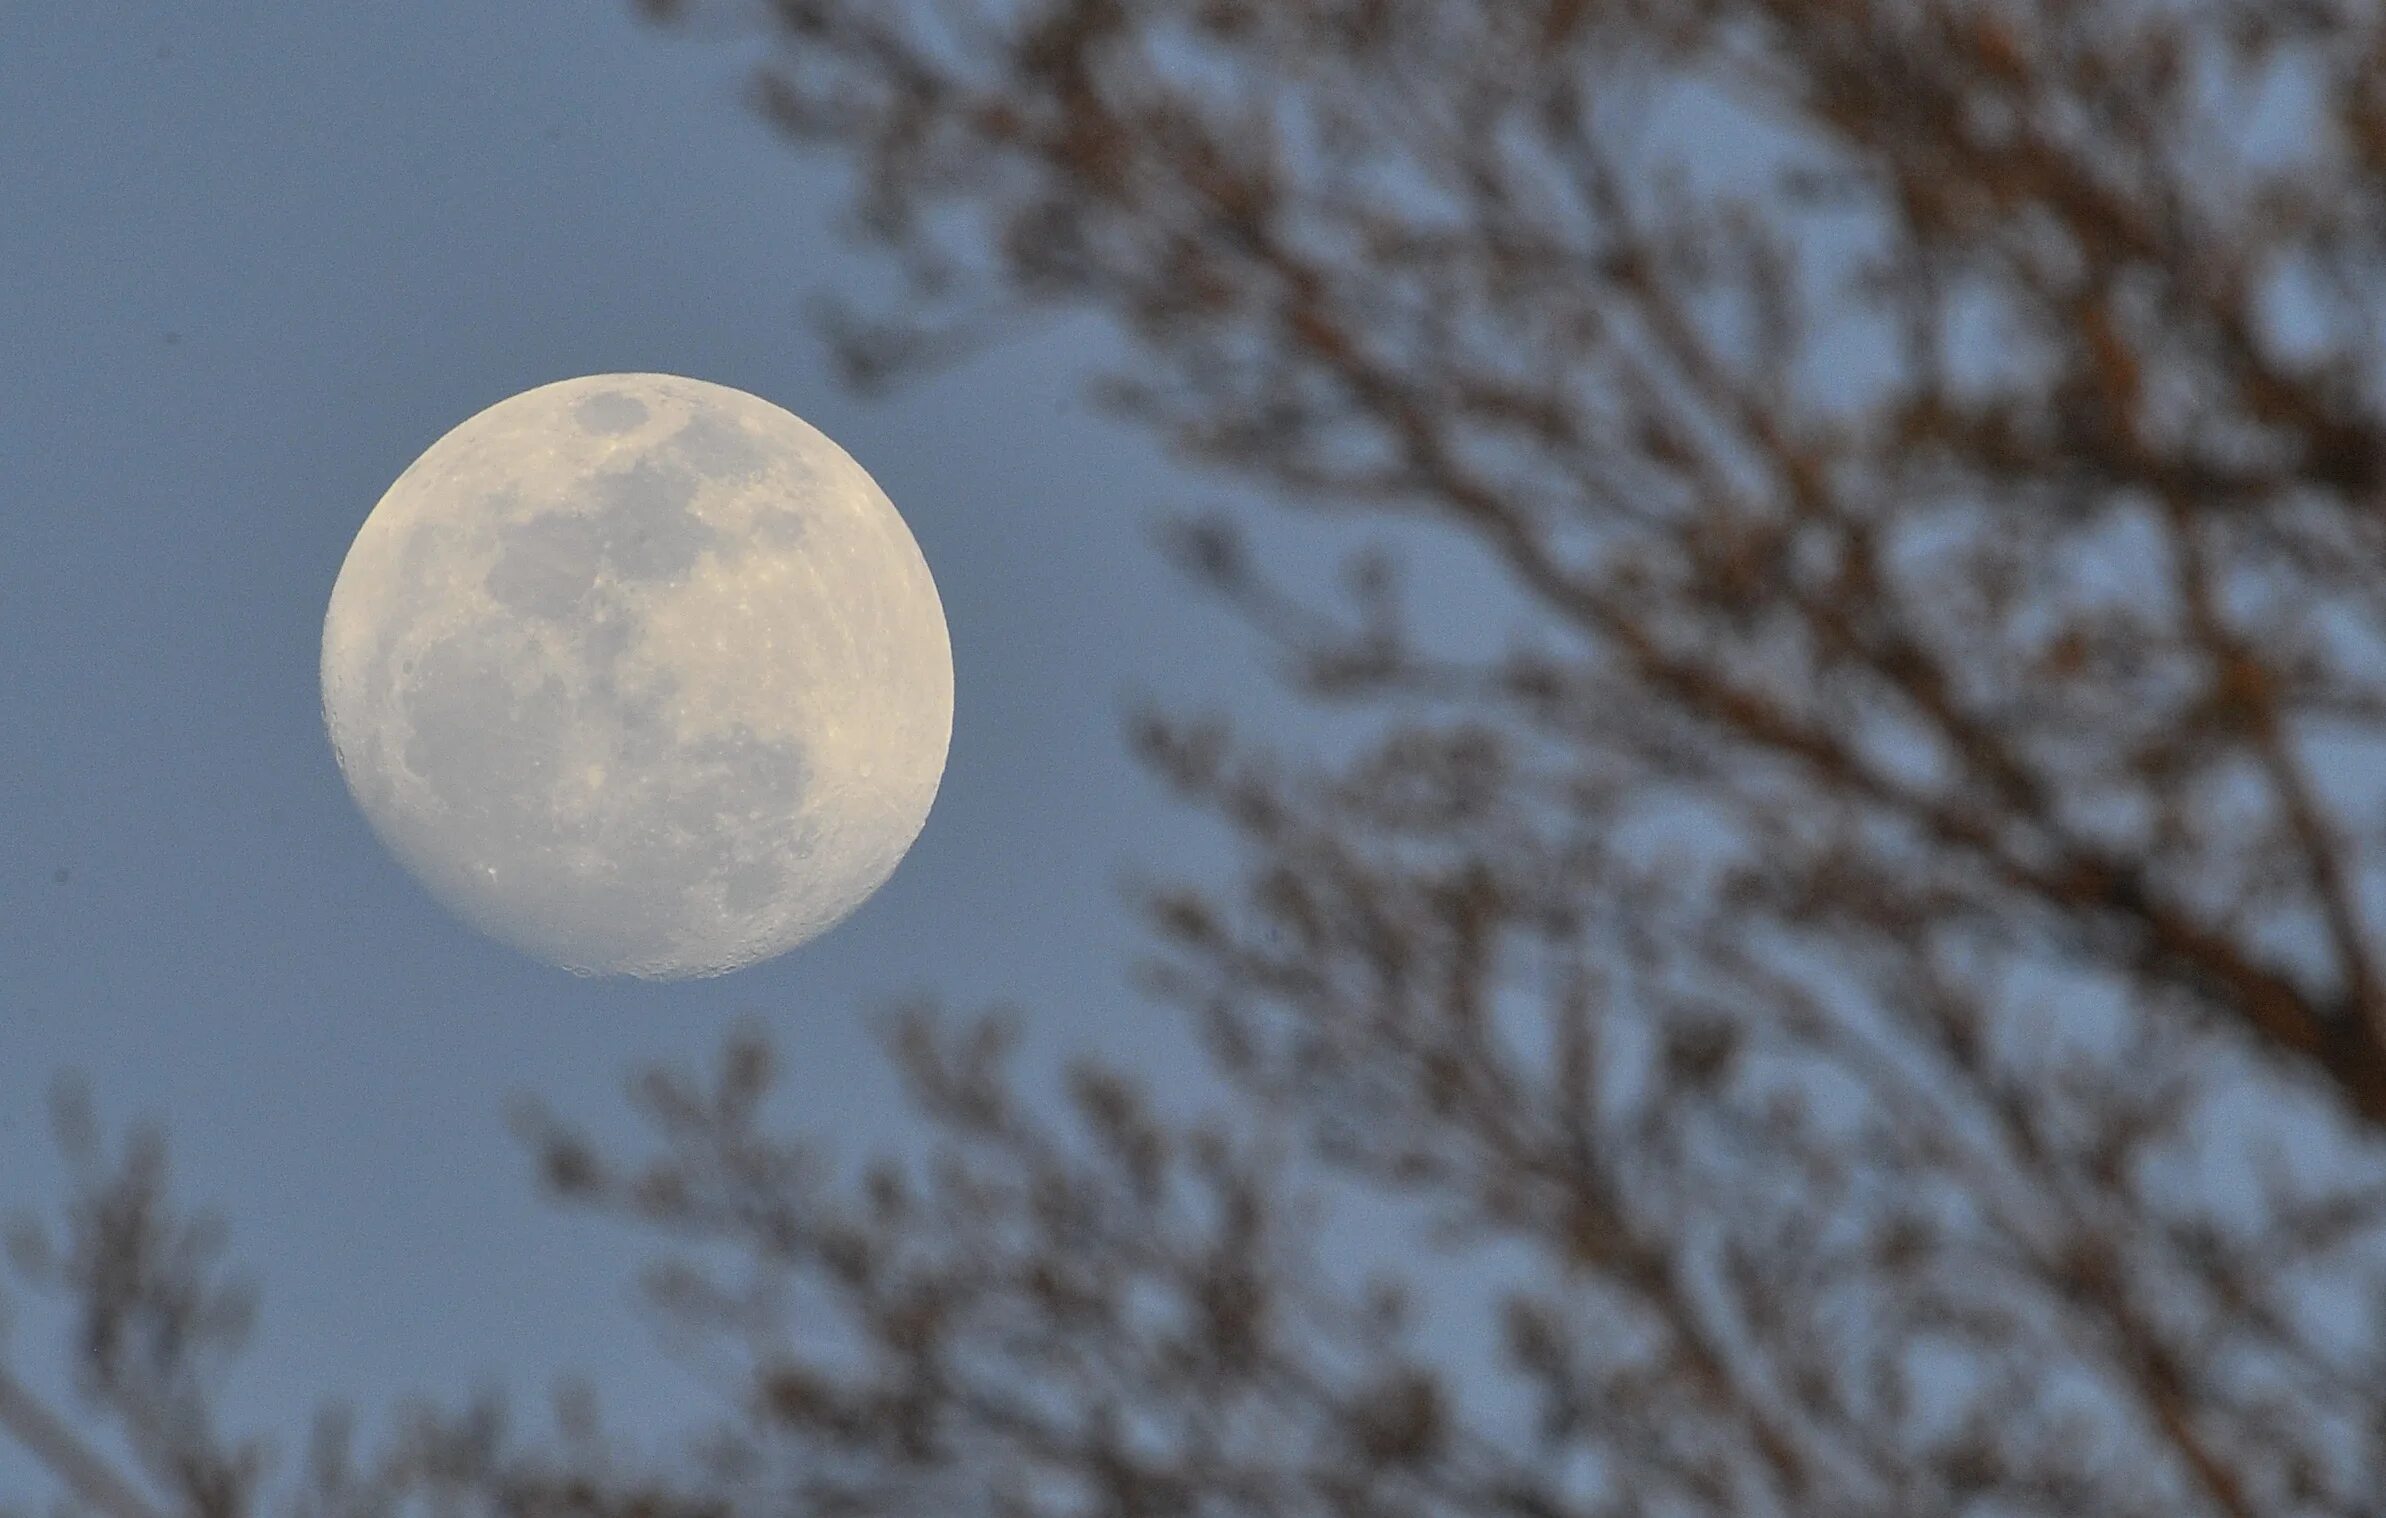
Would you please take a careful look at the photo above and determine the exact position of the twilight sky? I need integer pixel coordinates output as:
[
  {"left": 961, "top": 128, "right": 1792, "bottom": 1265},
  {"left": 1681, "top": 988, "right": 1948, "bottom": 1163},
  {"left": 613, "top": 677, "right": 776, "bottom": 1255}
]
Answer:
[{"left": 0, "top": 0, "right": 1255, "bottom": 1477}]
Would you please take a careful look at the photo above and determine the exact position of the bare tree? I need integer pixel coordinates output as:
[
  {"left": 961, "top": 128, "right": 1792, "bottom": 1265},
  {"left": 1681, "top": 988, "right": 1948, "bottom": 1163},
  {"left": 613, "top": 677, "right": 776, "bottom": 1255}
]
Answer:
[{"left": 19, "top": 0, "right": 2386, "bottom": 1514}]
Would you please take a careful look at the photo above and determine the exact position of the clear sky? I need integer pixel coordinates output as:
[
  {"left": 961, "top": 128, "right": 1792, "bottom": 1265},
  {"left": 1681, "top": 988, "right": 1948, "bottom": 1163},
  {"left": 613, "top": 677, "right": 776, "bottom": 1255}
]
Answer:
[{"left": 1, "top": 0, "right": 1252, "bottom": 1474}]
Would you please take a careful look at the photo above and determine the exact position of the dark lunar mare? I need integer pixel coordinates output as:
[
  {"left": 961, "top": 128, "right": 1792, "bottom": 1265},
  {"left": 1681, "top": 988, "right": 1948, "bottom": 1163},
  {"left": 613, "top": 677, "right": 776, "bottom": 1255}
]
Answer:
[{"left": 385, "top": 450, "right": 821, "bottom": 967}]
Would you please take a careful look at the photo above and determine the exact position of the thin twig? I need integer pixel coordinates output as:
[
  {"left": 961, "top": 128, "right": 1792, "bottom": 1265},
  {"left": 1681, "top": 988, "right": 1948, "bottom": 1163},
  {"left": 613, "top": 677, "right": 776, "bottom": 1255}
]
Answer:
[{"left": 0, "top": 1365, "right": 170, "bottom": 1518}]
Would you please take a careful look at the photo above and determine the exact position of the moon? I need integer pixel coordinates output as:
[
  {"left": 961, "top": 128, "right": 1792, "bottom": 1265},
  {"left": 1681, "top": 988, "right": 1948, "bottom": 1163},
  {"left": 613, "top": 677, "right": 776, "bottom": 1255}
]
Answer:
[{"left": 320, "top": 374, "right": 953, "bottom": 978}]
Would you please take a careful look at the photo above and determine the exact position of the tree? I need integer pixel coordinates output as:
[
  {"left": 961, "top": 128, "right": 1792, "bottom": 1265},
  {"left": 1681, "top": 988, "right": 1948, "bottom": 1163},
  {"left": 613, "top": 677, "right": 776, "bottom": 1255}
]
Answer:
[{"left": 17, "top": 0, "right": 2386, "bottom": 1513}]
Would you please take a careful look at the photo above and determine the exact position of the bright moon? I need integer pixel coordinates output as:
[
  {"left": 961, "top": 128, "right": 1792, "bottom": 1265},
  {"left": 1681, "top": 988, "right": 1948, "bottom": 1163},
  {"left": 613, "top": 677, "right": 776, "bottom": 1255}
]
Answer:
[{"left": 321, "top": 373, "right": 953, "bottom": 978}]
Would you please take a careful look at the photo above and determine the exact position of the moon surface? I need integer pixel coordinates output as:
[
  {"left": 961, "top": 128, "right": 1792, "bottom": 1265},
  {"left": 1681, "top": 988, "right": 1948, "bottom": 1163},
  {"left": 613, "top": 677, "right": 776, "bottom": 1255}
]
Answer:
[{"left": 321, "top": 374, "right": 952, "bottom": 978}]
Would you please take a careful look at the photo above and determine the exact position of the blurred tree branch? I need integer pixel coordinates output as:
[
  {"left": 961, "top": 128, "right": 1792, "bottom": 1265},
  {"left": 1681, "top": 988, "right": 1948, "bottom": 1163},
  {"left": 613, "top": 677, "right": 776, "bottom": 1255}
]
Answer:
[
  {"left": 0, "top": 1366, "right": 167, "bottom": 1518},
  {"left": 600, "top": 1, "right": 2386, "bottom": 1512}
]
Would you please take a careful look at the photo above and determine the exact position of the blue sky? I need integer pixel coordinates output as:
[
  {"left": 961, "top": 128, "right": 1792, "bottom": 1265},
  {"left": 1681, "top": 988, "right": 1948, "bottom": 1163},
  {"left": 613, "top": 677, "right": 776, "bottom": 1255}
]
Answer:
[{"left": 1, "top": 0, "right": 1254, "bottom": 1475}]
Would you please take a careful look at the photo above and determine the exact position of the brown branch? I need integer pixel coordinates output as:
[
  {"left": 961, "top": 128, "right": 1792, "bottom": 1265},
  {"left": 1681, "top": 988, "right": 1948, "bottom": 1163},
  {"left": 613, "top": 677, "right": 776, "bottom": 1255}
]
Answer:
[{"left": 0, "top": 1365, "right": 171, "bottom": 1518}]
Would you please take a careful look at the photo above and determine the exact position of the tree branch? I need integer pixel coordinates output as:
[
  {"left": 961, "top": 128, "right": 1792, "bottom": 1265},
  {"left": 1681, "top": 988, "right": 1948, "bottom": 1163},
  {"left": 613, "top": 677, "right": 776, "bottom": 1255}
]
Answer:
[{"left": 0, "top": 1364, "right": 170, "bottom": 1518}]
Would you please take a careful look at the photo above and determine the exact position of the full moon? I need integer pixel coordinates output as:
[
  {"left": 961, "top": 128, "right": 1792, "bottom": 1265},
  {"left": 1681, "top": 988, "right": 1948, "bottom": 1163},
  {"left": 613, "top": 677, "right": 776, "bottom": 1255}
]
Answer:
[{"left": 321, "top": 374, "right": 952, "bottom": 978}]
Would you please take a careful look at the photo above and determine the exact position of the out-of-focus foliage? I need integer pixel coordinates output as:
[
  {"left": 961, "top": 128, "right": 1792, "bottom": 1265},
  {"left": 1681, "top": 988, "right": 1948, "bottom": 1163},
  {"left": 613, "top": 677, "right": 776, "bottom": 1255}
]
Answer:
[{"left": 21, "top": 1, "right": 2386, "bottom": 1514}]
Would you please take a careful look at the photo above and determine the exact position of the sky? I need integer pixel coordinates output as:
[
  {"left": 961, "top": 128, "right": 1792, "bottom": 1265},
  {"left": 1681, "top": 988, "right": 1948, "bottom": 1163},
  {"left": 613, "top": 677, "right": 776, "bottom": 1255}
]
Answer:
[
  {"left": 0, "top": 0, "right": 1259, "bottom": 1479},
  {"left": 13, "top": 5, "right": 2379, "bottom": 1509}
]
